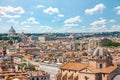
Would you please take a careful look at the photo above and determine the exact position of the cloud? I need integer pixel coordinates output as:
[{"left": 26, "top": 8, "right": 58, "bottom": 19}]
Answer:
[
  {"left": 90, "top": 19, "right": 106, "bottom": 27},
  {"left": 19, "top": 25, "right": 54, "bottom": 33},
  {"left": 64, "top": 16, "right": 81, "bottom": 27},
  {"left": 115, "top": 6, "right": 120, "bottom": 15},
  {"left": 109, "top": 19, "right": 116, "bottom": 23},
  {"left": 90, "top": 19, "right": 107, "bottom": 32},
  {"left": 16, "top": 25, "right": 32, "bottom": 32},
  {"left": 21, "top": 17, "right": 39, "bottom": 24},
  {"left": 21, "top": 21, "right": 27, "bottom": 25},
  {"left": 0, "top": 11, "right": 21, "bottom": 18},
  {"left": 0, "top": 6, "right": 24, "bottom": 18},
  {"left": 58, "top": 14, "right": 64, "bottom": 17},
  {"left": 0, "top": 19, "right": 2, "bottom": 21},
  {"left": 37, "top": 5, "right": 45, "bottom": 8},
  {"left": 16, "top": 25, "right": 54, "bottom": 33},
  {"left": 110, "top": 25, "right": 120, "bottom": 31},
  {"left": 0, "top": 26, "right": 10, "bottom": 33},
  {"left": 7, "top": 19, "right": 19, "bottom": 24},
  {"left": 27, "top": 18, "right": 39, "bottom": 24},
  {"left": 3, "top": 15, "right": 21, "bottom": 18},
  {"left": 115, "top": 6, "right": 120, "bottom": 9},
  {"left": 117, "top": 10, "right": 120, "bottom": 15},
  {"left": 64, "top": 23, "right": 79, "bottom": 27},
  {"left": 38, "top": 26, "right": 53, "bottom": 33},
  {"left": 0, "top": 6, "right": 25, "bottom": 14},
  {"left": 44, "top": 6, "right": 59, "bottom": 15},
  {"left": 64, "top": 16, "right": 81, "bottom": 24},
  {"left": 85, "top": 3, "right": 105, "bottom": 15},
  {"left": 90, "top": 25, "right": 107, "bottom": 32},
  {"left": 58, "top": 26, "right": 87, "bottom": 33}
]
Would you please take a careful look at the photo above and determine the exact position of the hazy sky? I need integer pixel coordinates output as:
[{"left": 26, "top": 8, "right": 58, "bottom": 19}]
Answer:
[{"left": 0, "top": 0, "right": 120, "bottom": 33}]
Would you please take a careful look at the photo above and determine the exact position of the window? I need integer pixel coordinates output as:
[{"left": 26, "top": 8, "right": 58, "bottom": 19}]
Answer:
[
  {"left": 100, "top": 56, "right": 102, "bottom": 59},
  {"left": 36, "top": 77, "right": 39, "bottom": 80},
  {"left": 100, "top": 64, "right": 102, "bottom": 69},
  {"left": 69, "top": 70, "right": 70, "bottom": 72},
  {"left": 84, "top": 76, "right": 89, "bottom": 80},
  {"left": 41, "top": 77, "right": 43, "bottom": 79},
  {"left": 103, "top": 74, "right": 105, "bottom": 77},
  {"left": 44, "top": 77, "right": 46, "bottom": 79}
]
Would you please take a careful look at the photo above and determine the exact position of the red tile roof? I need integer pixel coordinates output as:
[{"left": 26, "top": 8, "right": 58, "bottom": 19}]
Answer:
[
  {"left": 101, "top": 66, "right": 117, "bottom": 73},
  {"left": 61, "top": 62, "right": 87, "bottom": 71}
]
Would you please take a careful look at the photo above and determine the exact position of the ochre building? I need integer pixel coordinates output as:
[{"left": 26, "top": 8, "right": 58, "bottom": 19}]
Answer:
[{"left": 56, "top": 47, "right": 120, "bottom": 80}]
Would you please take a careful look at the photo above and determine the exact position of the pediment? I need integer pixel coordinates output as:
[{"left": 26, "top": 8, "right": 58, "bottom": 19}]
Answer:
[{"left": 80, "top": 68, "right": 94, "bottom": 73}]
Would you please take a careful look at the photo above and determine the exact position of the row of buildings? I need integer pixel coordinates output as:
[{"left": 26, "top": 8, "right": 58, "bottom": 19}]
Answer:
[
  {"left": 2, "top": 26, "right": 120, "bottom": 80},
  {"left": 0, "top": 48, "right": 50, "bottom": 80}
]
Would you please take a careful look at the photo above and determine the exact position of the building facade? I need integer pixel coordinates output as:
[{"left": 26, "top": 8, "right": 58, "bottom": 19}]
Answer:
[{"left": 56, "top": 47, "right": 120, "bottom": 80}]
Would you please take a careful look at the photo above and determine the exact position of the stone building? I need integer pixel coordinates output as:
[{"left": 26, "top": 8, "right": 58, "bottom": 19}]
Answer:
[{"left": 56, "top": 47, "right": 120, "bottom": 80}]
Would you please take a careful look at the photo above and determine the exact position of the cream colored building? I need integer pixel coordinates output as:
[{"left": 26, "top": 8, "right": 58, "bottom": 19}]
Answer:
[{"left": 56, "top": 47, "right": 120, "bottom": 80}]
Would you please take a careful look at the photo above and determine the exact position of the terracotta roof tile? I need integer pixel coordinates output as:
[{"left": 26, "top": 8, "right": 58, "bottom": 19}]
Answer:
[
  {"left": 101, "top": 66, "right": 117, "bottom": 73},
  {"left": 61, "top": 62, "right": 87, "bottom": 71},
  {"left": 86, "top": 66, "right": 100, "bottom": 73}
]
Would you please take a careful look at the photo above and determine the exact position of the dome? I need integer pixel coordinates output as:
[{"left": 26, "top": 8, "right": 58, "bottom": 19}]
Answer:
[
  {"left": 9, "top": 26, "right": 16, "bottom": 33},
  {"left": 8, "top": 26, "right": 16, "bottom": 37},
  {"left": 92, "top": 47, "right": 111, "bottom": 57}
]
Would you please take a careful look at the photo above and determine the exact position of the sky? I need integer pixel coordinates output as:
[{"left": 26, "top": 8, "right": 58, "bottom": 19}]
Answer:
[{"left": 0, "top": 0, "right": 120, "bottom": 33}]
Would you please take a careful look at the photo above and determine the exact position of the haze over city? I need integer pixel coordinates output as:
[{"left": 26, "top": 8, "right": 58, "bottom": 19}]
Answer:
[{"left": 0, "top": 0, "right": 120, "bottom": 33}]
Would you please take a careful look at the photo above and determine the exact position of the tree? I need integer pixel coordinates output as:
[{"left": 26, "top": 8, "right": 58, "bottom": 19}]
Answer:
[
  {"left": 2, "top": 36, "right": 9, "bottom": 40},
  {"left": 102, "top": 42, "right": 120, "bottom": 47}
]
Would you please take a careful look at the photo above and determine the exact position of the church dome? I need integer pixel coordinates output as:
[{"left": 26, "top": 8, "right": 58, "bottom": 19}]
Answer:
[
  {"left": 92, "top": 47, "right": 111, "bottom": 57},
  {"left": 88, "top": 47, "right": 113, "bottom": 69},
  {"left": 9, "top": 26, "right": 16, "bottom": 33},
  {"left": 8, "top": 26, "right": 16, "bottom": 37}
]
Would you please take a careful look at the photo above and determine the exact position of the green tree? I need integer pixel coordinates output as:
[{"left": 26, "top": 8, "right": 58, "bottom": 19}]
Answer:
[{"left": 102, "top": 42, "right": 120, "bottom": 47}]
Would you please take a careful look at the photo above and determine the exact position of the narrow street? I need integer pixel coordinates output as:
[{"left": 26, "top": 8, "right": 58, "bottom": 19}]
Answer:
[
  {"left": 39, "top": 63, "right": 60, "bottom": 80},
  {"left": 28, "top": 60, "right": 60, "bottom": 80}
]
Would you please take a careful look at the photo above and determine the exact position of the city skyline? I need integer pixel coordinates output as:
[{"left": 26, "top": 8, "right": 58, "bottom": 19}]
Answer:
[{"left": 0, "top": 0, "right": 120, "bottom": 33}]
